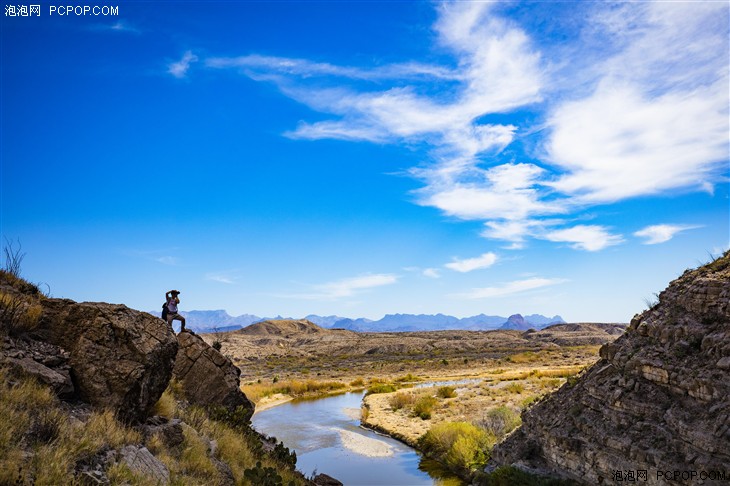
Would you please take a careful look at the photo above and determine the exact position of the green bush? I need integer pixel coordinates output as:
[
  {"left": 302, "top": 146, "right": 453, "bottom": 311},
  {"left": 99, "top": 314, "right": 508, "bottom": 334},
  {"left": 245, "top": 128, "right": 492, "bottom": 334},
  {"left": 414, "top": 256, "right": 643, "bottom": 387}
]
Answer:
[
  {"left": 413, "top": 396, "right": 437, "bottom": 420},
  {"left": 366, "top": 384, "right": 397, "bottom": 395},
  {"left": 419, "top": 422, "right": 496, "bottom": 473},
  {"left": 478, "top": 406, "right": 521, "bottom": 438}
]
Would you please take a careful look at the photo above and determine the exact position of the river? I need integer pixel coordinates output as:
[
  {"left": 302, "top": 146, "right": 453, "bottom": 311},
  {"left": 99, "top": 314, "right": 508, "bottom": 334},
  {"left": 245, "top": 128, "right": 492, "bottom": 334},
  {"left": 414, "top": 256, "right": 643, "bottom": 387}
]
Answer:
[{"left": 252, "top": 390, "right": 465, "bottom": 485}]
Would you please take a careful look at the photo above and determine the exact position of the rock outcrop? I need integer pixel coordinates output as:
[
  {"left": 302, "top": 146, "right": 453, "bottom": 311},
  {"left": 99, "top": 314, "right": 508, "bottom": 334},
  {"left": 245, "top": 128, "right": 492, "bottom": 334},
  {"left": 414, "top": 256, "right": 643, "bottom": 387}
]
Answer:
[
  {"left": 491, "top": 254, "right": 730, "bottom": 484},
  {"left": 173, "top": 331, "right": 254, "bottom": 420},
  {"left": 33, "top": 298, "right": 178, "bottom": 423}
]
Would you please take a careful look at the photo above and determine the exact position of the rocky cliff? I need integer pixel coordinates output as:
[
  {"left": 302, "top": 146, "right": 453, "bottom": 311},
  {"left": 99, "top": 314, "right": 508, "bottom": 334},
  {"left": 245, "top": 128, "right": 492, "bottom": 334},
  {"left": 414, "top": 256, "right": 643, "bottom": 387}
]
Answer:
[
  {"left": 0, "top": 270, "right": 306, "bottom": 485},
  {"left": 491, "top": 253, "right": 730, "bottom": 484}
]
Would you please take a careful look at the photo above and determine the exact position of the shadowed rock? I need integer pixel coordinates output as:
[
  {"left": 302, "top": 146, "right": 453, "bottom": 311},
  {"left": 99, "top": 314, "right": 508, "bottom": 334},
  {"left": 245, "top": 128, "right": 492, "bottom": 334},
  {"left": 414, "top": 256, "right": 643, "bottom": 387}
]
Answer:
[
  {"left": 35, "top": 299, "right": 178, "bottom": 423},
  {"left": 491, "top": 253, "right": 730, "bottom": 484},
  {"left": 173, "top": 331, "right": 254, "bottom": 420}
]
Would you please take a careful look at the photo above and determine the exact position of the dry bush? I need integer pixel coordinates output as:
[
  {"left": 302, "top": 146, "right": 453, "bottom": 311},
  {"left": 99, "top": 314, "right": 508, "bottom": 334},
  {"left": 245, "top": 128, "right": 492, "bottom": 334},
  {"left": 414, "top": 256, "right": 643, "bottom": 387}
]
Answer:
[
  {"left": 413, "top": 395, "right": 437, "bottom": 420},
  {"left": 478, "top": 406, "right": 521, "bottom": 438},
  {"left": 437, "top": 386, "right": 457, "bottom": 399},
  {"left": 389, "top": 391, "right": 415, "bottom": 411},
  {"left": 504, "top": 382, "right": 525, "bottom": 394},
  {"left": 349, "top": 378, "right": 365, "bottom": 387}
]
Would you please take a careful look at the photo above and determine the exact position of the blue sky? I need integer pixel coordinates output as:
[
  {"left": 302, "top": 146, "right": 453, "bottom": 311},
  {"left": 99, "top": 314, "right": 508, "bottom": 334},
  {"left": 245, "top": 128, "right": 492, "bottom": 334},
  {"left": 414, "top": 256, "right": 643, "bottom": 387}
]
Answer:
[{"left": 2, "top": 1, "right": 728, "bottom": 322}]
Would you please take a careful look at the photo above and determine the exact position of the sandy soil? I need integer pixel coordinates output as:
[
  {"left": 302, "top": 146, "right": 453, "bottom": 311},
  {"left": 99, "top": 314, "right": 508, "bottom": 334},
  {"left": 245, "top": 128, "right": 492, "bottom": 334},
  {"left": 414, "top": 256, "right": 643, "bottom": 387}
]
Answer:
[
  {"left": 253, "top": 393, "right": 293, "bottom": 414},
  {"left": 337, "top": 429, "right": 394, "bottom": 457}
]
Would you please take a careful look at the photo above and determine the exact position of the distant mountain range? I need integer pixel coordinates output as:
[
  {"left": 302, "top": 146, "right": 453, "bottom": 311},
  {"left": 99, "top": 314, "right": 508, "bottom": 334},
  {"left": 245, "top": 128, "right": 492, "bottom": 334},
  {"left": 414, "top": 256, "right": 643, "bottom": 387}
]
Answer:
[{"left": 148, "top": 309, "right": 565, "bottom": 333}]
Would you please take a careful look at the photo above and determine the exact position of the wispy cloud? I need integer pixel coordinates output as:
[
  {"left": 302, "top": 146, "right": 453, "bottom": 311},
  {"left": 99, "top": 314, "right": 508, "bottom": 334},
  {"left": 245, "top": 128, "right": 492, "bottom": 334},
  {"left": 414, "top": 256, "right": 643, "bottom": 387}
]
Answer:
[
  {"left": 205, "top": 271, "right": 239, "bottom": 285},
  {"left": 453, "top": 277, "right": 567, "bottom": 299},
  {"left": 155, "top": 256, "right": 180, "bottom": 266},
  {"left": 543, "top": 225, "right": 623, "bottom": 252},
  {"left": 445, "top": 252, "right": 498, "bottom": 273},
  {"left": 90, "top": 20, "right": 140, "bottom": 34},
  {"left": 280, "top": 273, "right": 398, "bottom": 300},
  {"left": 196, "top": 1, "right": 728, "bottom": 251},
  {"left": 168, "top": 51, "right": 198, "bottom": 78},
  {"left": 423, "top": 268, "right": 441, "bottom": 279},
  {"left": 634, "top": 224, "right": 701, "bottom": 245}
]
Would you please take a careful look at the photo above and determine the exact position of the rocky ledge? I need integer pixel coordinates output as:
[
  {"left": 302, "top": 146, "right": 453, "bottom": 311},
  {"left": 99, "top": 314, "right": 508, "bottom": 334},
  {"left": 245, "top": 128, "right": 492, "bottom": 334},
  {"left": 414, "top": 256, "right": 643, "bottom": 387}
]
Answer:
[{"left": 491, "top": 253, "right": 730, "bottom": 485}]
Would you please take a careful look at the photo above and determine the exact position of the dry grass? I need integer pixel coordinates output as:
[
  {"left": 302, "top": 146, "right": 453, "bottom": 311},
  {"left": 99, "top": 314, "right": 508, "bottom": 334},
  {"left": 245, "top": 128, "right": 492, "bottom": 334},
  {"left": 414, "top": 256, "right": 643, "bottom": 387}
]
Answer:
[
  {"left": 242, "top": 378, "right": 347, "bottom": 403},
  {"left": 0, "top": 367, "right": 306, "bottom": 486}
]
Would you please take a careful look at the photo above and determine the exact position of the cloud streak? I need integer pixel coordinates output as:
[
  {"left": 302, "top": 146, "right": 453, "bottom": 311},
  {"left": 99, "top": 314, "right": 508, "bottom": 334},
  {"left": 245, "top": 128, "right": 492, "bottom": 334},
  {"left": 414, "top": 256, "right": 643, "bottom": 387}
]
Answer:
[
  {"left": 168, "top": 51, "right": 198, "bottom": 78},
  {"left": 453, "top": 277, "right": 567, "bottom": 299},
  {"left": 197, "top": 1, "right": 728, "bottom": 251},
  {"left": 634, "top": 224, "right": 701, "bottom": 245},
  {"left": 279, "top": 273, "right": 398, "bottom": 301},
  {"left": 445, "top": 252, "right": 498, "bottom": 273}
]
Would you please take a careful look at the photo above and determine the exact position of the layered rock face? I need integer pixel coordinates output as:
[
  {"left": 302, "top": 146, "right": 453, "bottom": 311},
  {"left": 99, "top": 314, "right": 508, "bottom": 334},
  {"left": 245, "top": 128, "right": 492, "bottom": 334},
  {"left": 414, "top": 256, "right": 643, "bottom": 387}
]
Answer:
[
  {"left": 173, "top": 331, "right": 254, "bottom": 421},
  {"left": 35, "top": 298, "right": 179, "bottom": 422},
  {"left": 492, "top": 254, "right": 730, "bottom": 484}
]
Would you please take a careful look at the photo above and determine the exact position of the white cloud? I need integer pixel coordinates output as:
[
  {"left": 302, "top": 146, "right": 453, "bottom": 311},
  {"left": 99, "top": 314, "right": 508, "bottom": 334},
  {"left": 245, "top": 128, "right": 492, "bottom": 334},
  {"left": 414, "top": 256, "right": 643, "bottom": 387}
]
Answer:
[
  {"left": 634, "top": 224, "right": 701, "bottom": 245},
  {"left": 198, "top": 1, "right": 728, "bottom": 252},
  {"left": 168, "top": 51, "right": 198, "bottom": 78},
  {"left": 281, "top": 273, "right": 398, "bottom": 300},
  {"left": 546, "top": 2, "right": 729, "bottom": 203},
  {"left": 543, "top": 225, "right": 623, "bottom": 252},
  {"left": 454, "top": 277, "right": 567, "bottom": 299},
  {"left": 445, "top": 252, "right": 498, "bottom": 273},
  {"left": 423, "top": 268, "right": 441, "bottom": 279}
]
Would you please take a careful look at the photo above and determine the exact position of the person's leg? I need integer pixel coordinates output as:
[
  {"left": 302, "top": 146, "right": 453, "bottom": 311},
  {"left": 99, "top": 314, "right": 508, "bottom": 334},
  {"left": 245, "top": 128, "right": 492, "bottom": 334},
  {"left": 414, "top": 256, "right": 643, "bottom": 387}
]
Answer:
[{"left": 179, "top": 315, "right": 186, "bottom": 332}]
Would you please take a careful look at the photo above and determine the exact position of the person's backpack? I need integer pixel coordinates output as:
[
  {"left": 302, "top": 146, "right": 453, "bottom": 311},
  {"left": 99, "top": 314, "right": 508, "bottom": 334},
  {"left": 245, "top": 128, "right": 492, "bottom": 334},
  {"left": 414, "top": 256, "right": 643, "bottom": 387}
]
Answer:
[{"left": 161, "top": 302, "right": 169, "bottom": 321}]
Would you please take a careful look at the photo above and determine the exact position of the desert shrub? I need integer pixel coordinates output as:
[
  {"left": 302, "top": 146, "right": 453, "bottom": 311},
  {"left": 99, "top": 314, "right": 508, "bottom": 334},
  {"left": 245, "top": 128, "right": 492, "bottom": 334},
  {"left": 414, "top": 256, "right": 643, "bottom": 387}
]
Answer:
[
  {"left": 389, "top": 392, "right": 415, "bottom": 411},
  {"left": 506, "top": 351, "right": 540, "bottom": 363},
  {"left": 366, "top": 383, "right": 397, "bottom": 395},
  {"left": 437, "top": 386, "right": 457, "bottom": 398},
  {"left": 244, "top": 461, "right": 295, "bottom": 486},
  {"left": 419, "top": 422, "right": 495, "bottom": 474},
  {"left": 212, "top": 340, "right": 222, "bottom": 351},
  {"left": 478, "top": 406, "right": 521, "bottom": 437},
  {"left": 504, "top": 382, "right": 525, "bottom": 394},
  {"left": 2, "top": 238, "right": 25, "bottom": 278},
  {"left": 413, "top": 395, "right": 437, "bottom": 420},
  {"left": 349, "top": 378, "right": 365, "bottom": 387},
  {"left": 520, "top": 395, "right": 540, "bottom": 409},
  {"left": 395, "top": 373, "right": 421, "bottom": 382}
]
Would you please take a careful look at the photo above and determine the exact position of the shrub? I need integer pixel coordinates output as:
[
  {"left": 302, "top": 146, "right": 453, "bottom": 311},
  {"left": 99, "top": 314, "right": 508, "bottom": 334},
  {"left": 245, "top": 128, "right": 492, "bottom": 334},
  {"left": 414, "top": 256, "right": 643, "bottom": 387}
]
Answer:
[
  {"left": 395, "top": 373, "right": 421, "bottom": 382},
  {"left": 419, "top": 422, "right": 495, "bottom": 473},
  {"left": 212, "top": 340, "right": 222, "bottom": 351},
  {"left": 389, "top": 392, "right": 415, "bottom": 411},
  {"left": 413, "top": 395, "right": 437, "bottom": 420},
  {"left": 504, "top": 382, "right": 524, "bottom": 394},
  {"left": 436, "top": 386, "right": 457, "bottom": 399},
  {"left": 478, "top": 406, "right": 521, "bottom": 438},
  {"left": 349, "top": 378, "right": 365, "bottom": 387},
  {"left": 366, "top": 383, "right": 397, "bottom": 395}
]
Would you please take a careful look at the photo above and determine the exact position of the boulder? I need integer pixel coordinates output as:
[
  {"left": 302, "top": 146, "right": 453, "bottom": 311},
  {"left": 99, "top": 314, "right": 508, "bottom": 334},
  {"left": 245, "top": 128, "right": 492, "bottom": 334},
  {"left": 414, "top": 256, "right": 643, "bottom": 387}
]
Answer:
[
  {"left": 5, "top": 356, "right": 74, "bottom": 397},
  {"left": 118, "top": 445, "right": 169, "bottom": 484},
  {"left": 173, "top": 331, "right": 254, "bottom": 420},
  {"left": 35, "top": 299, "right": 178, "bottom": 423}
]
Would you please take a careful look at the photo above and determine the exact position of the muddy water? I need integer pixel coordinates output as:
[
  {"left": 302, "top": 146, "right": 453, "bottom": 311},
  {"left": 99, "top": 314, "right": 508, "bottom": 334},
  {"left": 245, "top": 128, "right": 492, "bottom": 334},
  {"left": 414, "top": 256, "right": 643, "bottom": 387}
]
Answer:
[{"left": 251, "top": 390, "right": 464, "bottom": 486}]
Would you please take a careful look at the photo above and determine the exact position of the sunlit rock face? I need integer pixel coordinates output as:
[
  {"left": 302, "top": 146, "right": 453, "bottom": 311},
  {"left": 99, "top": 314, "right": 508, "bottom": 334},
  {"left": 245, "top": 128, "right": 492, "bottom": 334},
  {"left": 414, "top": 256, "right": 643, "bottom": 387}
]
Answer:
[{"left": 491, "top": 253, "right": 730, "bottom": 485}]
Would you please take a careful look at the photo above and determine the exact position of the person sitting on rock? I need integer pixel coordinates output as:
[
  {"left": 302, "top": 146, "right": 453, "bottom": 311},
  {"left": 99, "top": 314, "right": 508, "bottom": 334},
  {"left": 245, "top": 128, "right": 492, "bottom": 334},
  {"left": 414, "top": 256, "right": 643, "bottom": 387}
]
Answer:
[{"left": 165, "top": 290, "right": 186, "bottom": 333}]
